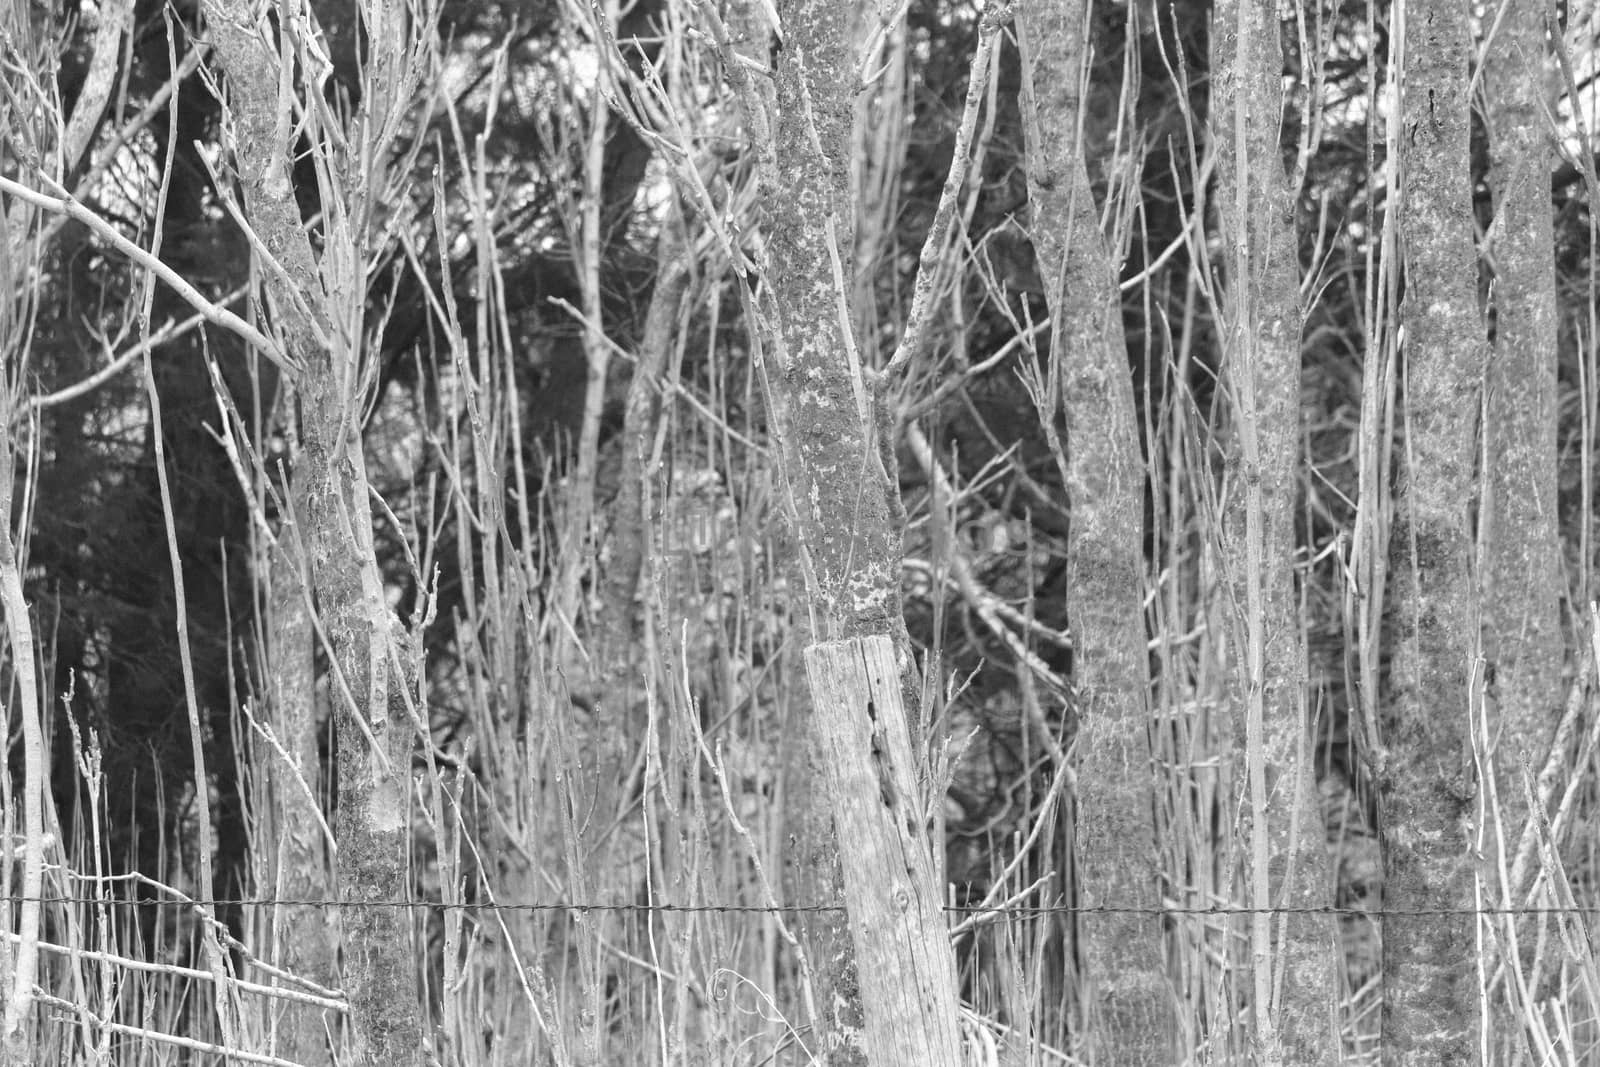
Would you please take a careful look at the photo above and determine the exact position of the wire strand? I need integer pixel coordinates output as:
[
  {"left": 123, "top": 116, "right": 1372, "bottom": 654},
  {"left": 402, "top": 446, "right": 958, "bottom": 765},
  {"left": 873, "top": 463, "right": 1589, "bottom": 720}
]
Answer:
[{"left": 5, "top": 894, "right": 1597, "bottom": 919}]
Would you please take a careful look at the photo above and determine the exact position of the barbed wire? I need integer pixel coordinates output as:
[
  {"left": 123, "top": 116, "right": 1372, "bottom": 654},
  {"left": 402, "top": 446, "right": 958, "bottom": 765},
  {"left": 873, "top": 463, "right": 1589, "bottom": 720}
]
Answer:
[{"left": 4, "top": 894, "right": 1598, "bottom": 919}]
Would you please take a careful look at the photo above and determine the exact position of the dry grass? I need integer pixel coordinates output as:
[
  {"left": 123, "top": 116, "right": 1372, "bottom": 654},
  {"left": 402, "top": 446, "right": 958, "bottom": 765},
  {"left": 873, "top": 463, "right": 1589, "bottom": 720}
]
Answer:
[{"left": 3, "top": 0, "right": 1600, "bottom": 1065}]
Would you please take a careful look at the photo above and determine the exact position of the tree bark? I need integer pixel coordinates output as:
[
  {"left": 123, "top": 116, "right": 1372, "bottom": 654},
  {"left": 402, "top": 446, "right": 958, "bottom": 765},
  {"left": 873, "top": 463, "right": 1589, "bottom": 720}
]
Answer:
[
  {"left": 259, "top": 489, "right": 336, "bottom": 1066},
  {"left": 1211, "top": 0, "right": 1339, "bottom": 1059},
  {"left": 1479, "top": 6, "right": 1564, "bottom": 1053},
  {"left": 200, "top": 3, "right": 422, "bottom": 1063},
  {"left": 1016, "top": 3, "right": 1171, "bottom": 1061},
  {"left": 0, "top": 408, "right": 45, "bottom": 1066},
  {"left": 1382, "top": 0, "right": 1483, "bottom": 1060},
  {"left": 1481, "top": 0, "right": 1563, "bottom": 861},
  {"left": 749, "top": 0, "right": 967, "bottom": 1061}
]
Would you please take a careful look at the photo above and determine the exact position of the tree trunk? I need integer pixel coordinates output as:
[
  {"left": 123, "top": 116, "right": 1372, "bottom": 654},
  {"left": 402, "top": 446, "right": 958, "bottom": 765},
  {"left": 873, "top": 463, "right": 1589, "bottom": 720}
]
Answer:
[
  {"left": 258, "top": 489, "right": 336, "bottom": 1066},
  {"left": 1480, "top": 5, "right": 1564, "bottom": 1054},
  {"left": 1015, "top": 3, "right": 1171, "bottom": 1061},
  {"left": 0, "top": 406, "right": 45, "bottom": 1066},
  {"left": 0, "top": 20, "right": 46, "bottom": 1056},
  {"left": 1211, "top": 0, "right": 1339, "bottom": 1058},
  {"left": 200, "top": 3, "right": 423, "bottom": 1062},
  {"left": 751, "top": 0, "right": 967, "bottom": 1061},
  {"left": 1481, "top": 0, "right": 1563, "bottom": 864},
  {"left": 1382, "top": 0, "right": 1483, "bottom": 1060}
]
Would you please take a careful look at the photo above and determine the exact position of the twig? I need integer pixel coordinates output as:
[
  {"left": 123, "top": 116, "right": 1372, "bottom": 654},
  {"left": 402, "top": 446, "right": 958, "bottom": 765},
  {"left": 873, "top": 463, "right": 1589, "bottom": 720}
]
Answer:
[
  {"left": 32, "top": 992, "right": 324, "bottom": 1067},
  {"left": 22, "top": 288, "right": 249, "bottom": 418},
  {"left": 882, "top": 2, "right": 1014, "bottom": 384},
  {"left": 0, "top": 175, "right": 295, "bottom": 372},
  {"left": 0, "top": 931, "right": 345, "bottom": 1012}
]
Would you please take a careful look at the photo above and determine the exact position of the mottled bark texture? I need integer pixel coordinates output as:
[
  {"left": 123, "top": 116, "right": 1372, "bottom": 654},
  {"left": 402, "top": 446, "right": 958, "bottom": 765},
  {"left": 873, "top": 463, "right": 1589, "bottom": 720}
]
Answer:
[
  {"left": 259, "top": 515, "right": 336, "bottom": 1066},
  {"left": 1016, "top": 4, "right": 1170, "bottom": 1062},
  {"left": 723, "top": 0, "right": 867, "bottom": 1060},
  {"left": 1211, "top": 0, "right": 1338, "bottom": 1059},
  {"left": 1482, "top": 0, "right": 1563, "bottom": 854},
  {"left": 756, "top": 0, "right": 965, "bottom": 1062},
  {"left": 1383, "top": 0, "right": 1483, "bottom": 1060},
  {"left": 201, "top": 3, "right": 421, "bottom": 1063},
  {"left": 765, "top": 6, "right": 900, "bottom": 644}
]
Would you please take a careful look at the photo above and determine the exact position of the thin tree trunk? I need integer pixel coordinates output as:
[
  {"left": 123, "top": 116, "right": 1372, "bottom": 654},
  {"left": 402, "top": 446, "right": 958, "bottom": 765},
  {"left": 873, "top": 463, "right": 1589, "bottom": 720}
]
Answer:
[
  {"left": 0, "top": 35, "right": 43, "bottom": 1055},
  {"left": 713, "top": 1, "right": 870, "bottom": 1059},
  {"left": 1480, "top": 7, "right": 1564, "bottom": 1054},
  {"left": 260, "top": 487, "right": 336, "bottom": 1066},
  {"left": 1381, "top": 0, "right": 1483, "bottom": 1060},
  {"left": 554, "top": 6, "right": 628, "bottom": 1059},
  {"left": 0, "top": 408, "right": 45, "bottom": 1066},
  {"left": 749, "top": 0, "right": 966, "bottom": 1061},
  {"left": 1211, "top": 0, "right": 1338, "bottom": 1059},
  {"left": 577, "top": 219, "right": 691, "bottom": 1063},
  {"left": 1, "top": 7, "right": 81, "bottom": 1056},
  {"left": 1481, "top": 0, "right": 1563, "bottom": 863},
  {"left": 200, "top": 3, "right": 422, "bottom": 1063},
  {"left": 1015, "top": 3, "right": 1170, "bottom": 1061}
]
